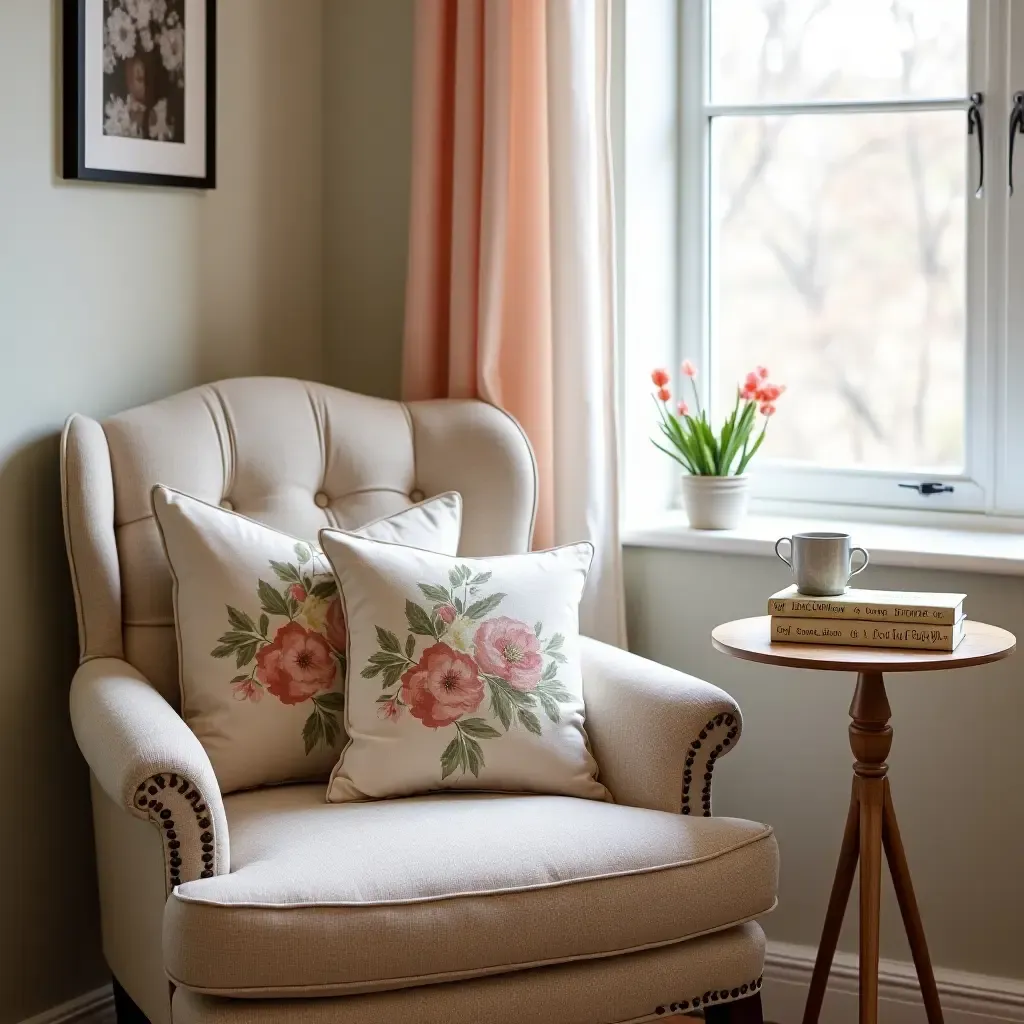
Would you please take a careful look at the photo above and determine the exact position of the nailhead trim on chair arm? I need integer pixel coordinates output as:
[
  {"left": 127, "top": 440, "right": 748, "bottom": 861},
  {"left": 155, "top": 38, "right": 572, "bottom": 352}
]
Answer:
[
  {"left": 135, "top": 772, "right": 218, "bottom": 892},
  {"left": 654, "top": 974, "right": 762, "bottom": 1015},
  {"left": 680, "top": 712, "right": 739, "bottom": 816}
]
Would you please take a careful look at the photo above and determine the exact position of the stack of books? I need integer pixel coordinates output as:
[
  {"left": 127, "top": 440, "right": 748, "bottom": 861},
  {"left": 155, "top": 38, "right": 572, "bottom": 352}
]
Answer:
[{"left": 768, "top": 586, "right": 967, "bottom": 652}]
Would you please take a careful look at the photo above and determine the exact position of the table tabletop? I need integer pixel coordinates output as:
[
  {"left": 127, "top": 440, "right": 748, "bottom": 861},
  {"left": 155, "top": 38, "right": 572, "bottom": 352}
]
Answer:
[{"left": 711, "top": 615, "right": 1016, "bottom": 673}]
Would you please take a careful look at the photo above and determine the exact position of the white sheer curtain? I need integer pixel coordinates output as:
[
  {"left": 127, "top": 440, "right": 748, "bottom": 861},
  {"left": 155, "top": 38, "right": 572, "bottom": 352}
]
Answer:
[{"left": 546, "top": 0, "right": 625, "bottom": 646}]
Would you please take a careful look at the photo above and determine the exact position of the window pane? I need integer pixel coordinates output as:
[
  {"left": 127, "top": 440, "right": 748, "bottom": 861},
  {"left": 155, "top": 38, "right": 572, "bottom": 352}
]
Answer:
[
  {"left": 710, "top": 111, "right": 966, "bottom": 471},
  {"left": 710, "top": 0, "right": 968, "bottom": 104}
]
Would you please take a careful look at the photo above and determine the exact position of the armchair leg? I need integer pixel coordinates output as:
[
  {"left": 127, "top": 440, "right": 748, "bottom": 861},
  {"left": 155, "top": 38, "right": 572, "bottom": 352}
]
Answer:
[
  {"left": 112, "top": 978, "right": 150, "bottom": 1024},
  {"left": 703, "top": 992, "right": 764, "bottom": 1023}
]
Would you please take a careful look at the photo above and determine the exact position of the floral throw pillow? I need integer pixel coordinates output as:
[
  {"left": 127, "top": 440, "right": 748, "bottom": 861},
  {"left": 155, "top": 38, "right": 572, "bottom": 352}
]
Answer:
[
  {"left": 152, "top": 486, "right": 463, "bottom": 794},
  {"left": 318, "top": 531, "right": 609, "bottom": 803}
]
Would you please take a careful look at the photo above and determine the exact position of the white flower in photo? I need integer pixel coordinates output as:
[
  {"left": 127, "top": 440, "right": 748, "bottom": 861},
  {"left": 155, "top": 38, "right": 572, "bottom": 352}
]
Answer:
[
  {"left": 124, "top": 0, "right": 151, "bottom": 25},
  {"left": 106, "top": 7, "right": 136, "bottom": 60},
  {"left": 147, "top": 98, "right": 175, "bottom": 142},
  {"left": 139, "top": 25, "right": 154, "bottom": 51},
  {"left": 104, "top": 94, "right": 133, "bottom": 137},
  {"left": 103, "top": 44, "right": 116, "bottom": 74},
  {"left": 158, "top": 22, "right": 184, "bottom": 73},
  {"left": 166, "top": 9, "right": 179, "bottom": 26},
  {"left": 127, "top": 95, "right": 146, "bottom": 136},
  {"left": 151, "top": 0, "right": 167, "bottom": 22}
]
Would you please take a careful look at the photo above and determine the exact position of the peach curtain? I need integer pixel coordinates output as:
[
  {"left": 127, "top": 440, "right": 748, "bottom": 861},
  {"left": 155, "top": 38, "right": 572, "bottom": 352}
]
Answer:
[{"left": 403, "top": 0, "right": 624, "bottom": 645}]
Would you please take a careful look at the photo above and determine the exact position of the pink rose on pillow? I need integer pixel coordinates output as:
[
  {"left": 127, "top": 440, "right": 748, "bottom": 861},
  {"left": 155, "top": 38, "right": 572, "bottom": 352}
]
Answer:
[
  {"left": 402, "top": 642, "right": 483, "bottom": 728},
  {"left": 473, "top": 617, "right": 543, "bottom": 691},
  {"left": 256, "top": 621, "right": 337, "bottom": 705}
]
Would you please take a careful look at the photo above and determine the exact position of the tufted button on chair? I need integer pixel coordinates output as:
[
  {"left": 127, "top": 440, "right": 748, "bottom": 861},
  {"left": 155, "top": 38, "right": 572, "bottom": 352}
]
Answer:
[{"left": 62, "top": 379, "right": 777, "bottom": 1024}]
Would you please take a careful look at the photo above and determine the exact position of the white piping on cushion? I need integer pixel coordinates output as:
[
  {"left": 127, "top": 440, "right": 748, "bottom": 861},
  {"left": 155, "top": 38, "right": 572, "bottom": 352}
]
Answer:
[{"left": 170, "top": 825, "right": 774, "bottom": 910}]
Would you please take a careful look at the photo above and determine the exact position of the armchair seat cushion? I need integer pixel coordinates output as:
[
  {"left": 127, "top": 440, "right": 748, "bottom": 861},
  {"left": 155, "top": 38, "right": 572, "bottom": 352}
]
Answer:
[{"left": 164, "top": 785, "right": 778, "bottom": 998}]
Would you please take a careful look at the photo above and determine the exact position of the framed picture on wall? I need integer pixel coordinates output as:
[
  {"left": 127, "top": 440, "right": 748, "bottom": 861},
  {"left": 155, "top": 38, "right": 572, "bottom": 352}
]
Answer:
[{"left": 62, "top": 0, "right": 216, "bottom": 189}]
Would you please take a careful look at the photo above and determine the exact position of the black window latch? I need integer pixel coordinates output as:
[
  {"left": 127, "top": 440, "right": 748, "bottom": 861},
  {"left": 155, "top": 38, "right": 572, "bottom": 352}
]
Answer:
[{"left": 898, "top": 482, "right": 955, "bottom": 496}]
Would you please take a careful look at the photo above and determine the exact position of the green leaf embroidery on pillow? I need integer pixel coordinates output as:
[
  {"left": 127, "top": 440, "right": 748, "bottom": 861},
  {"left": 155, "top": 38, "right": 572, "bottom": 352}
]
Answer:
[
  {"left": 405, "top": 600, "right": 439, "bottom": 638},
  {"left": 309, "top": 578, "right": 338, "bottom": 599},
  {"left": 464, "top": 593, "right": 506, "bottom": 621},
  {"left": 535, "top": 689, "right": 561, "bottom": 724},
  {"left": 258, "top": 579, "right": 292, "bottom": 618},
  {"left": 316, "top": 692, "right": 346, "bottom": 712},
  {"left": 516, "top": 707, "right": 542, "bottom": 736},
  {"left": 418, "top": 583, "right": 452, "bottom": 604},
  {"left": 376, "top": 626, "right": 403, "bottom": 653},
  {"left": 269, "top": 560, "right": 302, "bottom": 585},
  {"left": 227, "top": 606, "right": 257, "bottom": 633},
  {"left": 457, "top": 717, "right": 502, "bottom": 740},
  {"left": 440, "top": 721, "right": 487, "bottom": 780},
  {"left": 302, "top": 710, "right": 324, "bottom": 755}
]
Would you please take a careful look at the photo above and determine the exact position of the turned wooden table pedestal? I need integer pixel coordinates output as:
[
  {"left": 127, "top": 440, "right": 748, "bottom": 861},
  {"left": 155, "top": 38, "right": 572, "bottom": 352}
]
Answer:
[{"left": 711, "top": 616, "right": 1015, "bottom": 1024}]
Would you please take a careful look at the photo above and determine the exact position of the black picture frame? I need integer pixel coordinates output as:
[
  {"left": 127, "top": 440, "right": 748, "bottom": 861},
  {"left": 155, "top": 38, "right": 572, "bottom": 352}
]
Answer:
[{"left": 62, "top": 0, "right": 217, "bottom": 189}]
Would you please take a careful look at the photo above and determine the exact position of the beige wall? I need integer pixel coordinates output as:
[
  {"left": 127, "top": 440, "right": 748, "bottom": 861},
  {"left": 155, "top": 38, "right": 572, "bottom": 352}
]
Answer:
[
  {"left": 0, "top": 1, "right": 323, "bottom": 1020},
  {"left": 625, "top": 548, "right": 1024, "bottom": 981},
  {"left": 323, "top": 0, "right": 414, "bottom": 400}
]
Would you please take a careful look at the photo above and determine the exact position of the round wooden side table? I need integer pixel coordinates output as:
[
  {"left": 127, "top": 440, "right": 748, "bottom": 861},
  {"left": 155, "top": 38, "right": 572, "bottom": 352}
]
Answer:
[{"left": 711, "top": 616, "right": 1015, "bottom": 1024}]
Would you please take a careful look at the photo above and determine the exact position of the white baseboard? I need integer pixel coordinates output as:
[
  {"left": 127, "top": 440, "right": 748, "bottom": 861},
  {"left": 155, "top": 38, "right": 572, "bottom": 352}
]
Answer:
[
  {"left": 764, "top": 942, "right": 1024, "bottom": 1024},
  {"left": 19, "top": 986, "right": 115, "bottom": 1024}
]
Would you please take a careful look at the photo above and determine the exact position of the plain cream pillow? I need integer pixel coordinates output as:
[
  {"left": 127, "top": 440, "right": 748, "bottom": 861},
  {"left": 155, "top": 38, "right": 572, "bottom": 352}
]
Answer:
[
  {"left": 152, "top": 486, "right": 462, "bottom": 793},
  {"left": 319, "top": 529, "right": 609, "bottom": 803}
]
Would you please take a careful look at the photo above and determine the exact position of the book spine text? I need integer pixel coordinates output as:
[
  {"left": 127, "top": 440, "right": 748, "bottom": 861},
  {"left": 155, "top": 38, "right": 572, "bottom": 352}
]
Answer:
[
  {"left": 770, "top": 617, "right": 962, "bottom": 651},
  {"left": 767, "top": 599, "right": 956, "bottom": 625}
]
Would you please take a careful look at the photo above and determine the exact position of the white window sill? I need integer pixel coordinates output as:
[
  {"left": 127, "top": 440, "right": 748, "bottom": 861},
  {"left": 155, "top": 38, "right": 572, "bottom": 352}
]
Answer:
[{"left": 622, "top": 511, "right": 1024, "bottom": 576}]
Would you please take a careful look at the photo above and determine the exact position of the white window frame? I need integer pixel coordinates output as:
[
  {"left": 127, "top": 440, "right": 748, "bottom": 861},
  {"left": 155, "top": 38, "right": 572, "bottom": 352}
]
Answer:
[
  {"left": 997, "top": 0, "right": 1024, "bottom": 514},
  {"left": 638, "top": 0, "right": 1023, "bottom": 521}
]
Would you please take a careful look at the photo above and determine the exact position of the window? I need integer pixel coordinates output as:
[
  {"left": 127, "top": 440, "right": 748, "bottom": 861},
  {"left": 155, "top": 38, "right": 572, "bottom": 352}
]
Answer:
[{"left": 619, "top": 0, "right": 1024, "bottom": 520}]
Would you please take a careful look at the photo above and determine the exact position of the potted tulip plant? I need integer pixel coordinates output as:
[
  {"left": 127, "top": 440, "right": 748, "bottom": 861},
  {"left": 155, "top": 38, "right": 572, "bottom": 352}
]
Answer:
[{"left": 650, "top": 360, "right": 784, "bottom": 529}]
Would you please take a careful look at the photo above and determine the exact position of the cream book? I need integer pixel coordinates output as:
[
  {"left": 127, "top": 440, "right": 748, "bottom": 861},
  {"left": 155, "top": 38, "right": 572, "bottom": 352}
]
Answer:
[
  {"left": 770, "top": 616, "right": 966, "bottom": 652},
  {"left": 768, "top": 586, "right": 965, "bottom": 626}
]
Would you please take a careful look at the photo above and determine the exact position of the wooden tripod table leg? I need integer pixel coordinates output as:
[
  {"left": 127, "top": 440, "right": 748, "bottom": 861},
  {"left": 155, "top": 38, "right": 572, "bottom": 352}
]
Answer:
[
  {"left": 883, "top": 780, "right": 945, "bottom": 1023},
  {"left": 858, "top": 776, "right": 884, "bottom": 1024},
  {"left": 849, "top": 671, "right": 893, "bottom": 1024},
  {"left": 801, "top": 781, "right": 860, "bottom": 1024}
]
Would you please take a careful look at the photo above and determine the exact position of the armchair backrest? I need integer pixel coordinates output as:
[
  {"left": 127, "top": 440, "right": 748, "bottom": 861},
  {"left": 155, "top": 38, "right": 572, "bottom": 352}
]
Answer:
[{"left": 61, "top": 378, "right": 537, "bottom": 704}]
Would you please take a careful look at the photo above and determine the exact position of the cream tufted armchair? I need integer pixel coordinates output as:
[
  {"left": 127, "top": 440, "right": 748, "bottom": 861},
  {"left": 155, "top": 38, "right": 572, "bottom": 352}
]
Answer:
[{"left": 62, "top": 378, "right": 778, "bottom": 1024}]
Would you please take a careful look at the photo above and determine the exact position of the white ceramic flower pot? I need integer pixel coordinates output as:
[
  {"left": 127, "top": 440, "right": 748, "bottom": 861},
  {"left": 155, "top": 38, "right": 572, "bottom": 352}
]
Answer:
[{"left": 681, "top": 475, "right": 751, "bottom": 530}]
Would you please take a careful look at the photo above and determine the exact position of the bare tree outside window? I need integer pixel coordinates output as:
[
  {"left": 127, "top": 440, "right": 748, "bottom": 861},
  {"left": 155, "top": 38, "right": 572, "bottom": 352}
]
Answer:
[{"left": 708, "top": 0, "right": 968, "bottom": 471}]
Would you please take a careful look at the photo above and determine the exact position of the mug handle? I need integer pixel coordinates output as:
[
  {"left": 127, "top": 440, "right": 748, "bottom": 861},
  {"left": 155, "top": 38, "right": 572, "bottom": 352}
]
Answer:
[
  {"left": 774, "top": 537, "right": 793, "bottom": 568},
  {"left": 850, "top": 547, "right": 870, "bottom": 578}
]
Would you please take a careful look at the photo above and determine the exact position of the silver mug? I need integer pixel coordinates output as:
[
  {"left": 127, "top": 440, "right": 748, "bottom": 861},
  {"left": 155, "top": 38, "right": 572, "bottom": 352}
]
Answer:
[{"left": 774, "top": 532, "right": 869, "bottom": 596}]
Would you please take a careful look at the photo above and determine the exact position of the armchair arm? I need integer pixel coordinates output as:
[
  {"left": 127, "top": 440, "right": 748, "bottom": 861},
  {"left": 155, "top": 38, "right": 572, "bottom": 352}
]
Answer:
[
  {"left": 581, "top": 638, "right": 742, "bottom": 816},
  {"left": 70, "top": 658, "right": 228, "bottom": 891}
]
